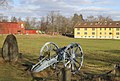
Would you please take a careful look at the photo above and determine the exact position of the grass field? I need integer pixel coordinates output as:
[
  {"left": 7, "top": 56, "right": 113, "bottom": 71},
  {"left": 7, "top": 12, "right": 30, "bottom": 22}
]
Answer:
[{"left": 0, "top": 34, "right": 120, "bottom": 81}]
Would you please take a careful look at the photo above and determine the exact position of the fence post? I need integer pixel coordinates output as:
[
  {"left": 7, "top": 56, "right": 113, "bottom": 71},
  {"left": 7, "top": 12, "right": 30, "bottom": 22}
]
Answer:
[
  {"left": 58, "top": 67, "right": 71, "bottom": 81},
  {"left": 114, "top": 64, "right": 120, "bottom": 76}
]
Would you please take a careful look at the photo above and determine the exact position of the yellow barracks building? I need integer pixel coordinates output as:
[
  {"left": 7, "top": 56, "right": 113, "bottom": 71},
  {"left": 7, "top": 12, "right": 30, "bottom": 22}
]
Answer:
[{"left": 74, "top": 21, "right": 120, "bottom": 39}]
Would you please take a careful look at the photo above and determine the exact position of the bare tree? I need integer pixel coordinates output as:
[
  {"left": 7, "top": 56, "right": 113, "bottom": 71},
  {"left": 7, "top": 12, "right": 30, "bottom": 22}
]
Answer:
[
  {"left": 10, "top": 16, "right": 17, "bottom": 22},
  {"left": 0, "top": 0, "right": 8, "bottom": 7},
  {"left": 24, "top": 16, "right": 41, "bottom": 29},
  {"left": 48, "top": 11, "right": 56, "bottom": 34},
  {"left": 24, "top": 17, "right": 31, "bottom": 29},
  {"left": 0, "top": 14, "right": 8, "bottom": 22},
  {"left": 40, "top": 12, "right": 78, "bottom": 34},
  {"left": 98, "top": 15, "right": 113, "bottom": 21},
  {"left": 0, "top": 0, "right": 13, "bottom": 9},
  {"left": 18, "top": 17, "right": 23, "bottom": 22},
  {"left": 87, "top": 16, "right": 95, "bottom": 21},
  {"left": 30, "top": 17, "right": 37, "bottom": 28},
  {"left": 45, "top": 11, "right": 60, "bottom": 34},
  {"left": 40, "top": 16, "right": 48, "bottom": 32},
  {"left": 86, "top": 15, "right": 113, "bottom": 22}
]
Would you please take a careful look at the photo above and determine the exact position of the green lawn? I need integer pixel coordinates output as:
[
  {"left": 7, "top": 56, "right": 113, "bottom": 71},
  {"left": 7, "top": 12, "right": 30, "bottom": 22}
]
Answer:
[{"left": 0, "top": 34, "right": 120, "bottom": 81}]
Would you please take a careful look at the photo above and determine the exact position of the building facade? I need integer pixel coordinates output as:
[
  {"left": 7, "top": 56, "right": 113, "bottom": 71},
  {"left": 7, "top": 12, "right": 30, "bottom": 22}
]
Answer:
[
  {"left": 25, "top": 29, "right": 38, "bottom": 34},
  {"left": 0, "top": 22, "right": 24, "bottom": 34},
  {"left": 74, "top": 21, "right": 120, "bottom": 39},
  {"left": 0, "top": 22, "right": 38, "bottom": 34}
]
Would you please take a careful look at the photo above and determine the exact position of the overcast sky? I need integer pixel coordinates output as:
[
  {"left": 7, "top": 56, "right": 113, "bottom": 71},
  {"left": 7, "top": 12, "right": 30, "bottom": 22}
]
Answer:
[{"left": 1, "top": 0, "right": 120, "bottom": 20}]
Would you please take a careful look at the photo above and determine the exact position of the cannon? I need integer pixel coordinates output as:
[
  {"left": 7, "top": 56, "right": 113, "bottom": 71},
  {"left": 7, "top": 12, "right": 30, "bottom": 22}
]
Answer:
[{"left": 31, "top": 42, "right": 84, "bottom": 74}]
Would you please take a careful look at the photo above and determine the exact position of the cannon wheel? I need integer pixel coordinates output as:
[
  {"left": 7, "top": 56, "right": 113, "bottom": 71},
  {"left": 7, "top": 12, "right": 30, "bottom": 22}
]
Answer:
[
  {"left": 31, "top": 42, "right": 59, "bottom": 72},
  {"left": 64, "top": 43, "right": 84, "bottom": 73},
  {"left": 40, "top": 42, "right": 59, "bottom": 68},
  {"left": 39, "top": 42, "right": 59, "bottom": 60}
]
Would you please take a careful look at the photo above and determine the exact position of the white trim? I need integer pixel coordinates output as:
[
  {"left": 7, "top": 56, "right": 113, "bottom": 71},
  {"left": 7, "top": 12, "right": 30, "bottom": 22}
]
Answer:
[{"left": 74, "top": 36, "right": 120, "bottom": 39}]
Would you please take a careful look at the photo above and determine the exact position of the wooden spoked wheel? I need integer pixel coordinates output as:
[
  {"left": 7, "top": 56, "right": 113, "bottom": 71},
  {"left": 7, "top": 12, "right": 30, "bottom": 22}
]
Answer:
[
  {"left": 39, "top": 42, "right": 59, "bottom": 60},
  {"left": 64, "top": 43, "right": 84, "bottom": 73},
  {"left": 31, "top": 42, "right": 59, "bottom": 72}
]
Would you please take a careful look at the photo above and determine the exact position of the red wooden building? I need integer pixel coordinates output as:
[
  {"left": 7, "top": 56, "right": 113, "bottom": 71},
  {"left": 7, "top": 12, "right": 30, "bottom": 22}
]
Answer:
[
  {"left": 0, "top": 22, "right": 38, "bottom": 34},
  {"left": 0, "top": 22, "right": 24, "bottom": 34},
  {"left": 25, "top": 29, "right": 37, "bottom": 34}
]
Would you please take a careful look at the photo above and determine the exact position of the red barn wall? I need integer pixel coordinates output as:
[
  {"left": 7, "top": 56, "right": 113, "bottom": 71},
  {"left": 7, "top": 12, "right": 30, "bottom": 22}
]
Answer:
[
  {"left": 25, "top": 30, "right": 37, "bottom": 34},
  {"left": 0, "top": 22, "right": 38, "bottom": 34},
  {"left": 0, "top": 22, "right": 25, "bottom": 34}
]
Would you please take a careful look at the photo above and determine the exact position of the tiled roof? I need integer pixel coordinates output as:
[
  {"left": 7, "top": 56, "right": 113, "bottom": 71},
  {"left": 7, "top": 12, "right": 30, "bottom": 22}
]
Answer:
[{"left": 74, "top": 21, "right": 120, "bottom": 28}]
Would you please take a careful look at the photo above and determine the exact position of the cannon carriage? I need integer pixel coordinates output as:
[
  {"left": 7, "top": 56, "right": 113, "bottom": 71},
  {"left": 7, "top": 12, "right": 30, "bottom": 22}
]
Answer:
[{"left": 31, "top": 42, "right": 84, "bottom": 74}]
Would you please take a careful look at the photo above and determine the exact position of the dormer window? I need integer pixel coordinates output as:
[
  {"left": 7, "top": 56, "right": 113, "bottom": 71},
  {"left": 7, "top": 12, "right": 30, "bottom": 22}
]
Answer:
[
  {"left": 105, "top": 23, "right": 107, "bottom": 25},
  {"left": 109, "top": 23, "right": 112, "bottom": 25},
  {"left": 90, "top": 23, "right": 93, "bottom": 25},
  {"left": 98, "top": 22, "right": 100, "bottom": 24},
  {"left": 84, "top": 23, "right": 87, "bottom": 25},
  {"left": 116, "top": 23, "right": 119, "bottom": 25}
]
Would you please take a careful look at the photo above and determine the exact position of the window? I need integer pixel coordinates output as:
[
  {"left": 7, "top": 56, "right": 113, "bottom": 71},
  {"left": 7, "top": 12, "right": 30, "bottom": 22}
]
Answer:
[
  {"left": 109, "top": 32, "right": 112, "bottom": 35},
  {"left": 92, "top": 32, "right": 95, "bottom": 35},
  {"left": 116, "top": 32, "right": 119, "bottom": 35},
  {"left": 77, "top": 28, "right": 80, "bottom": 30},
  {"left": 100, "top": 32, "right": 102, "bottom": 35},
  {"left": 84, "top": 32, "right": 87, "bottom": 35},
  {"left": 104, "top": 32, "right": 106, "bottom": 35},
  {"left": 116, "top": 28, "right": 119, "bottom": 31},
  {"left": 84, "top": 28, "right": 87, "bottom": 31},
  {"left": 77, "top": 32, "right": 80, "bottom": 35},
  {"left": 109, "top": 28, "right": 111, "bottom": 30},
  {"left": 92, "top": 28, "right": 95, "bottom": 31}
]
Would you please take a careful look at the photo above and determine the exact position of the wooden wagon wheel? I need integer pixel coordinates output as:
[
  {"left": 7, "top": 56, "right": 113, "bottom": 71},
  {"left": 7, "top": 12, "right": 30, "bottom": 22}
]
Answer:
[
  {"left": 39, "top": 42, "right": 59, "bottom": 60},
  {"left": 63, "top": 43, "right": 84, "bottom": 73},
  {"left": 31, "top": 42, "right": 59, "bottom": 72},
  {"left": 1, "top": 34, "right": 19, "bottom": 62}
]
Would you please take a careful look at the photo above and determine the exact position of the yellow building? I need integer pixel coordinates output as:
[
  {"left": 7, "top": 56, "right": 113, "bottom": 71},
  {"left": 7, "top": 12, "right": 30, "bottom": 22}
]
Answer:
[{"left": 74, "top": 21, "right": 120, "bottom": 39}]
